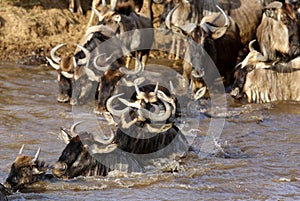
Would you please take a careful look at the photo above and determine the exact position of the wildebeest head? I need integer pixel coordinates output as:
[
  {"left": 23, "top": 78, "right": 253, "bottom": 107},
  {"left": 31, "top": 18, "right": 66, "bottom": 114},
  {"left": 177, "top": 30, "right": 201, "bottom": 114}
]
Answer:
[
  {"left": 4, "top": 145, "right": 50, "bottom": 192},
  {"left": 48, "top": 25, "right": 125, "bottom": 108},
  {"left": 106, "top": 83, "right": 190, "bottom": 157},
  {"left": 106, "top": 83, "right": 180, "bottom": 132},
  {"left": 257, "top": 1, "right": 299, "bottom": 60},
  {"left": 46, "top": 44, "right": 75, "bottom": 103},
  {"left": 181, "top": 5, "right": 240, "bottom": 92},
  {"left": 52, "top": 122, "right": 117, "bottom": 179},
  {"left": 71, "top": 41, "right": 125, "bottom": 112},
  {"left": 52, "top": 121, "right": 145, "bottom": 179},
  {"left": 231, "top": 40, "right": 271, "bottom": 100}
]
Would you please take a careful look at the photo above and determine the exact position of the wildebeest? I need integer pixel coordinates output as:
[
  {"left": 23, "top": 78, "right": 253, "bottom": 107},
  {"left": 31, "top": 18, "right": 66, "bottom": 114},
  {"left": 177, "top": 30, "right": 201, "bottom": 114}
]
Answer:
[
  {"left": 179, "top": 5, "right": 241, "bottom": 92},
  {"left": 47, "top": 25, "right": 125, "bottom": 111},
  {"left": 165, "top": 0, "right": 199, "bottom": 60},
  {"left": 52, "top": 123, "right": 145, "bottom": 179},
  {"left": 52, "top": 84, "right": 189, "bottom": 178},
  {"left": 256, "top": 1, "right": 300, "bottom": 61},
  {"left": 162, "top": 0, "right": 263, "bottom": 46},
  {"left": 95, "top": 3, "right": 154, "bottom": 67},
  {"left": 231, "top": 43, "right": 300, "bottom": 103},
  {"left": 200, "top": 0, "right": 263, "bottom": 46},
  {"left": 106, "top": 83, "right": 189, "bottom": 155},
  {"left": 4, "top": 145, "right": 52, "bottom": 192},
  {"left": 0, "top": 184, "right": 8, "bottom": 201},
  {"left": 68, "top": 0, "right": 107, "bottom": 27}
]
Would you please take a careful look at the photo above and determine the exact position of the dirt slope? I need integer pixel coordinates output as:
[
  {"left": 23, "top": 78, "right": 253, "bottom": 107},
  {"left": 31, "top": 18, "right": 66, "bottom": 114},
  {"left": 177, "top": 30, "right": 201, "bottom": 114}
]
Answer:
[{"left": 0, "top": 0, "right": 100, "bottom": 62}]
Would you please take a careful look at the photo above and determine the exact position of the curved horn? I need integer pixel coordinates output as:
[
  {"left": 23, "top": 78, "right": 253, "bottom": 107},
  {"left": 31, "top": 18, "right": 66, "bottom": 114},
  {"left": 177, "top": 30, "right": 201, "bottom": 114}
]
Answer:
[
  {"left": 93, "top": 54, "right": 112, "bottom": 72},
  {"left": 19, "top": 144, "right": 25, "bottom": 155},
  {"left": 76, "top": 45, "right": 91, "bottom": 66},
  {"left": 157, "top": 90, "right": 176, "bottom": 115},
  {"left": 89, "top": 143, "right": 117, "bottom": 154},
  {"left": 46, "top": 57, "right": 60, "bottom": 70},
  {"left": 93, "top": 127, "right": 115, "bottom": 145},
  {"left": 139, "top": 100, "right": 172, "bottom": 122},
  {"left": 216, "top": 5, "right": 230, "bottom": 27},
  {"left": 50, "top": 43, "right": 65, "bottom": 64},
  {"left": 118, "top": 97, "right": 141, "bottom": 109},
  {"left": 165, "top": 4, "right": 180, "bottom": 29},
  {"left": 154, "top": 82, "right": 159, "bottom": 95},
  {"left": 70, "top": 121, "right": 85, "bottom": 137},
  {"left": 248, "top": 40, "right": 256, "bottom": 52},
  {"left": 145, "top": 122, "right": 173, "bottom": 133},
  {"left": 119, "top": 58, "right": 144, "bottom": 75},
  {"left": 31, "top": 147, "right": 41, "bottom": 163},
  {"left": 61, "top": 71, "right": 74, "bottom": 79},
  {"left": 120, "top": 77, "right": 145, "bottom": 87},
  {"left": 234, "top": 62, "right": 242, "bottom": 69},
  {"left": 86, "top": 25, "right": 104, "bottom": 35},
  {"left": 135, "top": 82, "right": 142, "bottom": 98},
  {"left": 157, "top": 90, "right": 174, "bottom": 105},
  {"left": 106, "top": 93, "right": 129, "bottom": 117}
]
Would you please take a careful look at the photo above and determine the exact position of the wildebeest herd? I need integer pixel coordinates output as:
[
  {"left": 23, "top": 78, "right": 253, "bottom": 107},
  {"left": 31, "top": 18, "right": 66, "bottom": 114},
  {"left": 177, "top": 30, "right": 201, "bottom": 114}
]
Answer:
[{"left": 1, "top": 0, "right": 300, "bottom": 198}]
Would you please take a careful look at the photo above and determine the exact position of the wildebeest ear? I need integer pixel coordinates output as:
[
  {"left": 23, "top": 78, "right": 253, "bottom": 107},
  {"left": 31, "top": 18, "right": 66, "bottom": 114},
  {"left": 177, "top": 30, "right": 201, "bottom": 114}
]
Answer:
[
  {"left": 59, "top": 128, "right": 72, "bottom": 144},
  {"left": 113, "top": 14, "right": 121, "bottom": 23}
]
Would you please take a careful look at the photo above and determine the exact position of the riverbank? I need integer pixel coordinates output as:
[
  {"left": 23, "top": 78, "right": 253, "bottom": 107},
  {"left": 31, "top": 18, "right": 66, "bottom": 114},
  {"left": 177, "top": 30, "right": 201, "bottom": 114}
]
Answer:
[{"left": 0, "top": 0, "right": 164, "bottom": 64}]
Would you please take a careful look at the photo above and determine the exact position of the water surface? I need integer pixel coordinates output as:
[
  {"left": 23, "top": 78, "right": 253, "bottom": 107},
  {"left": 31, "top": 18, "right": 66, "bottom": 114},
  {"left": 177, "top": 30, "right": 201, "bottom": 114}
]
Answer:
[{"left": 0, "top": 61, "right": 300, "bottom": 200}]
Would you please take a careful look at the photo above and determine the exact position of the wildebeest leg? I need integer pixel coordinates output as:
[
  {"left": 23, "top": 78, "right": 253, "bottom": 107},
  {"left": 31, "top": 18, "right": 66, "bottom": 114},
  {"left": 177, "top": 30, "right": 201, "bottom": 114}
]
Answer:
[
  {"left": 87, "top": 0, "right": 102, "bottom": 27},
  {"left": 182, "top": 61, "right": 192, "bottom": 84},
  {"left": 126, "top": 56, "right": 132, "bottom": 68},
  {"left": 69, "top": 0, "right": 75, "bottom": 12},
  {"left": 143, "top": 0, "right": 153, "bottom": 22},
  {"left": 57, "top": 74, "right": 72, "bottom": 103},
  {"left": 175, "top": 38, "right": 181, "bottom": 60},
  {"left": 76, "top": 0, "right": 83, "bottom": 14},
  {"left": 101, "top": 0, "right": 106, "bottom": 7},
  {"left": 168, "top": 35, "right": 176, "bottom": 60},
  {"left": 141, "top": 53, "right": 148, "bottom": 68},
  {"left": 95, "top": 70, "right": 122, "bottom": 114}
]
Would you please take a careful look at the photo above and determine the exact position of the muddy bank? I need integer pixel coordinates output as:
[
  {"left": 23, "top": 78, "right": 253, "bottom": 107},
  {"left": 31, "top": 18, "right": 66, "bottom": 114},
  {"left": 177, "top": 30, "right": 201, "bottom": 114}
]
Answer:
[
  {"left": 0, "top": 0, "right": 154, "bottom": 63},
  {"left": 0, "top": 0, "right": 92, "bottom": 62}
]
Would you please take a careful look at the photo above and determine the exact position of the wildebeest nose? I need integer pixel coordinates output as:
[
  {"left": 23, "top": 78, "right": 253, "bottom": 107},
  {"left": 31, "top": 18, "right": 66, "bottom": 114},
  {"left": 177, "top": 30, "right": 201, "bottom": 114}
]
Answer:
[{"left": 52, "top": 162, "right": 67, "bottom": 178}]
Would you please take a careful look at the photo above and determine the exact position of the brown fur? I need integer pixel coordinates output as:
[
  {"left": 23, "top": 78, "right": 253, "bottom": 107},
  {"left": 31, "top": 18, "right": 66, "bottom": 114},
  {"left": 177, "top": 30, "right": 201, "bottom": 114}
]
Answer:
[
  {"left": 60, "top": 56, "right": 74, "bottom": 72},
  {"left": 13, "top": 155, "right": 34, "bottom": 168}
]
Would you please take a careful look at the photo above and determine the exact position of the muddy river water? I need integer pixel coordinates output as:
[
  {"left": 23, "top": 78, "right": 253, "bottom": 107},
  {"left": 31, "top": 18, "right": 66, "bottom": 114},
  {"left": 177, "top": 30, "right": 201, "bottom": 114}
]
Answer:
[{"left": 0, "top": 61, "right": 300, "bottom": 200}]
